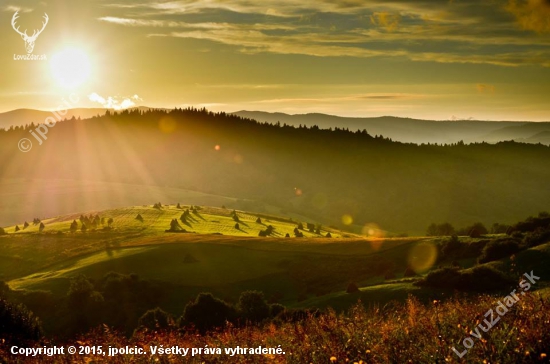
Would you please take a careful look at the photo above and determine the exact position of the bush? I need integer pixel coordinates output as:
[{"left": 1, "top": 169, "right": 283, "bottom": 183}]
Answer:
[
  {"left": 478, "top": 239, "right": 521, "bottom": 264},
  {"left": 416, "top": 265, "right": 514, "bottom": 291},
  {"left": 238, "top": 291, "right": 270, "bottom": 323},
  {"left": 426, "top": 223, "right": 455, "bottom": 236},
  {"left": 458, "top": 222, "right": 488, "bottom": 238},
  {"left": 138, "top": 307, "right": 172, "bottom": 331},
  {"left": 0, "top": 281, "right": 10, "bottom": 297},
  {"left": 346, "top": 282, "right": 359, "bottom": 293},
  {"left": 442, "top": 235, "right": 461, "bottom": 257},
  {"left": 0, "top": 227, "right": 6, "bottom": 235},
  {"left": 522, "top": 229, "right": 550, "bottom": 248},
  {"left": 181, "top": 293, "right": 237, "bottom": 333},
  {"left": 0, "top": 298, "right": 43, "bottom": 345},
  {"left": 269, "top": 303, "right": 285, "bottom": 317},
  {"left": 403, "top": 266, "right": 417, "bottom": 277}
]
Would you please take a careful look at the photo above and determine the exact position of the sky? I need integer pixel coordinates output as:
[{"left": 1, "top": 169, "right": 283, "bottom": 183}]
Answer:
[{"left": 0, "top": 0, "right": 549, "bottom": 121}]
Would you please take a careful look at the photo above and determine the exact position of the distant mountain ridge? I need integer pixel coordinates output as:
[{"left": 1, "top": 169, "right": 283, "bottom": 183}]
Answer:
[
  {"left": 234, "top": 111, "right": 550, "bottom": 145},
  {"left": 0, "top": 107, "right": 158, "bottom": 130},
  {"left": 2, "top": 108, "right": 549, "bottom": 145}
]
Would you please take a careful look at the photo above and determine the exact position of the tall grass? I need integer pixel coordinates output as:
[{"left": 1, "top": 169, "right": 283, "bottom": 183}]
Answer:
[{"left": 2, "top": 293, "right": 549, "bottom": 363}]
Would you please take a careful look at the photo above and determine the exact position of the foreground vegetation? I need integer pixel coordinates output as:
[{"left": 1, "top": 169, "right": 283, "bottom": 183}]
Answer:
[{"left": 1, "top": 293, "right": 549, "bottom": 363}]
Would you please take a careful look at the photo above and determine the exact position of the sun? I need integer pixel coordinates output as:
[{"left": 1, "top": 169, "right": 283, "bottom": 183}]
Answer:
[{"left": 50, "top": 48, "right": 92, "bottom": 90}]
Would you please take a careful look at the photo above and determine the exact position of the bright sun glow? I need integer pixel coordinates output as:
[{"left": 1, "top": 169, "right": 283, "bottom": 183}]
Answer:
[{"left": 50, "top": 48, "right": 91, "bottom": 89}]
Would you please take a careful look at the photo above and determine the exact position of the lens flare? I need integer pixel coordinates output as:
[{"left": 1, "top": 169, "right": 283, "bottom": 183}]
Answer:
[
  {"left": 408, "top": 242, "right": 438, "bottom": 274},
  {"left": 362, "top": 223, "right": 385, "bottom": 238},
  {"left": 158, "top": 117, "right": 177, "bottom": 133},
  {"left": 342, "top": 214, "right": 353, "bottom": 226}
]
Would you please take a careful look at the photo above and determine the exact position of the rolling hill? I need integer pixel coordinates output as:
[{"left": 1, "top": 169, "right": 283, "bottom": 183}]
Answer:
[{"left": 1, "top": 108, "right": 550, "bottom": 234}]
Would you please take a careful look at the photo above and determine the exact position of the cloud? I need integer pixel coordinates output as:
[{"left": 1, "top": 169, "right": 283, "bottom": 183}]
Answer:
[
  {"left": 98, "top": 0, "right": 550, "bottom": 67},
  {"left": 370, "top": 12, "right": 401, "bottom": 32},
  {"left": 505, "top": 0, "right": 550, "bottom": 33},
  {"left": 88, "top": 93, "right": 141, "bottom": 110},
  {"left": 476, "top": 84, "right": 496, "bottom": 93},
  {"left": 4, "top": 5, "right": 33, "bottom": 12}
]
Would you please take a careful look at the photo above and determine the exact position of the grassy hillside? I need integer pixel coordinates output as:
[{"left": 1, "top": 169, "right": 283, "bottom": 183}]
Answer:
[{"left": 2, "top": 109, "right": 550, "bottom": 233}]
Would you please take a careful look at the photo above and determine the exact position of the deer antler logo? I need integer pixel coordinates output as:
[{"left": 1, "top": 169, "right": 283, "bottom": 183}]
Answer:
[{"left": 11, "top": 11, "right": 49, "bottom": 54}]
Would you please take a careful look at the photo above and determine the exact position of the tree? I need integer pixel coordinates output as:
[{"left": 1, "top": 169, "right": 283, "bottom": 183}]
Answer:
[
  {"left": 23, "top": 221, "right": 29, "bottom": 229},
  {"left": 256, "top": 217, "right": 262, "bottom": 224},
  {"left": 136, "top": 214, "right": 144, "bottom": 222},
  {"left": 81, "top": 224, "right": 87, "bottom": 233},
  {"left": 0, "top": 298, "right": 43, "bottom": 345},
  {"left": 39, "top": 222, "right": 45, "bottom": 232},
  {"left": 233, "top": 214, "right": 240, "bottom": 223},
  {"left": 297, "top": 222, "right": 304, "bottom": 230},
  {"left": 176, "top": 203, "right": 182, "bottom": 209},
  {"left": 66, "top": 275, "right": 104, "bottom": 334},
  {"left": 326, "top": 232, "right": 332, "bottom": 238},
  {"left": 285, "top": 233, "right": 290, "bottom": 238},
  {"left": 15, "top": 225, "right": 20, "bottom": 232},
  {"left": 0, "top": 227, "right": 5, "bottom": 235},
  {"left": 181, "top": 293, "right": 237, "bottom": 333},
  {"left": 108, "top": 218, "right": 114, "bottom": 226},
  {"left": 467, "top": 222, "right": 488, "bottom": 238},
  {"left": 427, "top": 223, "right": 455, "bottom": 236},
  {"left": 235, "top": 223, "right": 240, "bottom": 229},
  {"left": 238, "top": 291, "right": 270, "bottom": 323},
  {"left": 137, "top": 307, "right": 172, "bottom": 331}
]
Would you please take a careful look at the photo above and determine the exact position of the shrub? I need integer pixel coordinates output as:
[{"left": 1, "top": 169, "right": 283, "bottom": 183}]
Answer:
[
  {"left": 442, "top": 235, "right": 461, "bottom": 257},
  {"left": 416, "top": 265, "right": 514, "bottom": 291},
  {"left": 0, "top": 281, "right": 10, "bottom": 297},
  {"left": 235, "top": 223, "right": 240, "bottom": 229},
  {"left": 403, "top": 266, "right": 417, "bottom": 277},
  {"left": 269, "top": 303, "right": 285, "bottom": 317},
  {"left": 0, "top": 227, "right": 6, "bottom": 235},
  {"left": 138, "top": 307, "right": 172, "bottom": 331},
  {"left": 135, "top": 214, "right": 144, "bottom": 222},
  {"left": 256, "top": 217, "right": 262, "bottom": 224},
  {"left": 181, "top": 293, "right": 237, "bottom": 333},
  {"left": 346, "top": 282, "right": 359, "bottom": 293},
  {"left": 238, "top": 291, "right": 270, "bottom": 324},
  {"left": 478, "top": 239, "right": 521, "bottom": 264},
  {"left": 0, "top": 298, "right": 43, "bottom": 345},
  {"left": 522, "top": 229, "right": 550, "bottom": 248},
  {"left": 459, "top": 222, "right": 488, "bottom": 238}
]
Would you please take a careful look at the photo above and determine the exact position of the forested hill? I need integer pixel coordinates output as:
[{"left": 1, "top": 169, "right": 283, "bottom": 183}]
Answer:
[{"left": 1, "top": 108, "right": 549, "bottom": 233}]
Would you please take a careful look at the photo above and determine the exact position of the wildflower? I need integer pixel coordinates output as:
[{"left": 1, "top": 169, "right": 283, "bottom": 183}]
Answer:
[
  {"left": 541, "top": 353, "right": 547, "bottom": 359},
  {"left": 330, "top": 356, "right": 337, "bottom": 362}
]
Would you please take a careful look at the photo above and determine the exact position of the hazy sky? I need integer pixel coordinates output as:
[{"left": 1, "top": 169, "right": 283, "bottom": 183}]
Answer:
[{"left": 0, "top": 0, "right": 549, "bottom": 120}]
